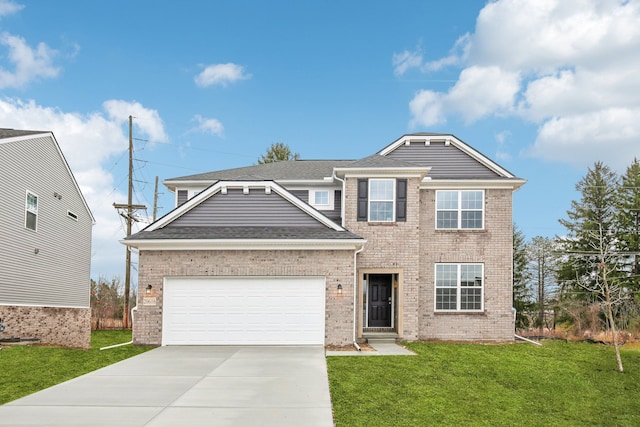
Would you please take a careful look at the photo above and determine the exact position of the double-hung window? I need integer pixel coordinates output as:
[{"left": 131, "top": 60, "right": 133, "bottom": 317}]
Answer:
[
  {"left": 436, "top": 190, "right": 484, "bottom": 229},
  {"left": 435, "top": 263, "right": 483, "bottom": 312},
  {"left": 369, "top": 179, "right": 395, "bottom": 222},
  {"left": 25, "top": 191, "right": 38, "bottom": 231}
]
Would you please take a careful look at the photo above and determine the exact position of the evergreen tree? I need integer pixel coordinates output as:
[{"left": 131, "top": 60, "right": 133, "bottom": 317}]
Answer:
[
  {"left": 526, "top": 236, "right": 557, "bottom": 335},
  {"left": 513, "top": 224, "right": 533, "bottom": 328},
  {"left": 557, "top": 162, "right": 619, "bottom": 301},
  {"left": 615, "top": 158, "right": 640, "bottom": 294},
  {"left": 258, "top": 142, "right": 300, "bottom": 164}
]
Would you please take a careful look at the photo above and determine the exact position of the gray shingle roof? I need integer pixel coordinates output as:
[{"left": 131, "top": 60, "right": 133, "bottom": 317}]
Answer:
[
  {"left": 127, "top": 226, "right": 363, "bottom": 241},
  {"left": 167, "top": 160, "right": 354, "bottom": 183},
  {"left": 0, "top": 129, "right": 48, "bottom": 139},
  {"left": 340, "top": 154, "right": 425, "bottom": 169}
]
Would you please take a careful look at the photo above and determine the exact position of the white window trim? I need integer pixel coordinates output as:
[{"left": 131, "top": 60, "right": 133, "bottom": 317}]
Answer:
[
  {"left": 25, "top": 190, "right": 38, "bottom": 231},
  {"left": 308, "top": 189, "right": 334, "bottom": 211},
  {"left": 435, "top": 189, "right": 485, "bottom": 230},
  {"left": 368, "top": 178, "right": 396, "bottom": 222},
  {"left": 67, "top": 210, "right": 79, "bottom": 221},
  {"left": 434, "top": 263, "right": 484, "bottom": 312}
]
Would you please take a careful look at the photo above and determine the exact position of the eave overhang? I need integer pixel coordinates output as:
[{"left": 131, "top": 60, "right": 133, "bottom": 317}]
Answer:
[{"left": 121, "top": 238, "right": 367, "bottom": 251}]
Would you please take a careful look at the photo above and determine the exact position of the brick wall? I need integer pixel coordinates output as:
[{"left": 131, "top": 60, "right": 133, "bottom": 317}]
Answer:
[
  {"left": 0, "top": 305, "right": 91, "bottom": 348},
  {"left": 133, "top": 249, "right": 355, "bottom": 346},
  {"left": 419, "top": 188, "right": 515, "bottom": 341},
  {"left": 343, "top": 177, "right": 422, "bottom": 340}
]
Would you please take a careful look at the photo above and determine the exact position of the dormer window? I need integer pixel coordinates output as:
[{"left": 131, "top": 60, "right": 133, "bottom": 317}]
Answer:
[{"left": 309, "top": 189, "right": 334, "bottom": 211}]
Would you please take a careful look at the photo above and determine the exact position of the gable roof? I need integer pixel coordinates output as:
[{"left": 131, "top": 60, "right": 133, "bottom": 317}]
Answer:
[
  {"left": 124, "top": 180, "right": 364, "bottom": 250},
  {"left": 378, "top": 133, "right": 518, "bottom": 179},
  {"left": 0, "top": 130, "right": 95, "bottom": 224}
]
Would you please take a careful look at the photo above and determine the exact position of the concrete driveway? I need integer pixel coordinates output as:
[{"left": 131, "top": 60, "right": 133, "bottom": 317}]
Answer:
[{"left": 0, "top": 346, "right": 333, "bottom": 426}]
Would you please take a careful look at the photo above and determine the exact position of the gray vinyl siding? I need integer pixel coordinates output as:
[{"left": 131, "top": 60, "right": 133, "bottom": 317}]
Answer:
[
  {"left": 168, "top": 189, "right": 326, "bottom": 228},
  {"left": 385, "top": 141, "right": 501, "bottom": 179},
  {"left": 0, "top": 136, "right": 92, "bottom": 308},
  {"left": 290, "top": 189, "right": 342, "bottom": 222}
]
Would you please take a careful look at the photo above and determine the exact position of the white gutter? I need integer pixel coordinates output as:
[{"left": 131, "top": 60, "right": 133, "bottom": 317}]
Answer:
[
  {"left": 99, "top": 305, "right": 137, "bottom": 350},
  {"left": 353, "top": 243, "right": 365, "bottom": 350},
  {"left": 330, "top": 171, "right": 346, "bottom": 228}
]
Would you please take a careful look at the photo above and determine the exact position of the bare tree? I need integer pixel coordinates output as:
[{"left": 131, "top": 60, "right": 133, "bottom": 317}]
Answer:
[{"left": 568, "top": 224, "right": 628, "bottom": 372}]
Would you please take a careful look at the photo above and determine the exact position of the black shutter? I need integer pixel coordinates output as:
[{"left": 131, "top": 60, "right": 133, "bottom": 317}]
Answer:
[
  {"left": 396, "top": 179, "right": 407, "bottom": 222},
  {"left": 357, "top": 179, "right": 368, "bottom": 221}
]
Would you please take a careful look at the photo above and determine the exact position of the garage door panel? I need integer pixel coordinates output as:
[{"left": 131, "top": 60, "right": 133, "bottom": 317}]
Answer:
[{"left": 162, "top": 277, "right": 325, "bottom": 345}]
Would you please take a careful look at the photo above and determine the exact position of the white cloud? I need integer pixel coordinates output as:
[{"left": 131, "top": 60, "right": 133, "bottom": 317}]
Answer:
[
  {"left": 0, "top": 0, "right": 23, "bottom": 17},
  {"left": 405, "top": 0, "right": 640, "bottom": 169},
  {"left": 527, "top": 108, "right": 640, "bottom": 170},
  {"left": 194, "top": 63, "right": 251, "bottom": 88},
  {"left": 103, "top": 100, "right": 168, "bottom": 143},
  {"left": 192, "top": 114, "right": 224, "bottom": 136},
  {"left": 392, "top": 48, "right": 423, "bottom": 76},
  {"left": 0, "top": 97, "right": 165, "bottom": 278},
  {"left": 0, "top": 32, "right": 59, "bottom": 88}
]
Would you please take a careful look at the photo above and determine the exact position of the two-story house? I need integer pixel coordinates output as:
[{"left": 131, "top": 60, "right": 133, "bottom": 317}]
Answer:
[
  {"left": 124, "top": 133, "right": 525, "bottom": 346},
  {"left": 0, "top": 129, "right": 94, "bottom": 348}
]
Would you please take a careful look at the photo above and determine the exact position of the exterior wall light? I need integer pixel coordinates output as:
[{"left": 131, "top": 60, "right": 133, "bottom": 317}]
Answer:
[
  {"left": 337, "top": 284, "right": 343, "bottom": 294},
  {"left": 146, "top": 284, "right": 153, "bottom": 295}
]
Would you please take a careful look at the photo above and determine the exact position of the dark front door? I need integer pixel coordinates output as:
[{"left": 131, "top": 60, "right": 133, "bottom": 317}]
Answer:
[{"left": 368, "top": 274, "right": 392, "bottom": 327}]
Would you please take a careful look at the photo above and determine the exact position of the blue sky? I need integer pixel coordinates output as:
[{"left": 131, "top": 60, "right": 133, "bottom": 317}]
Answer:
[{"left": 1, "top": 0, "right": 639, "bottom": 280}]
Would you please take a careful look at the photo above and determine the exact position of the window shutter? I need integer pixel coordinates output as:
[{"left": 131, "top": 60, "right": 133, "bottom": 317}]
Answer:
[
  {"left": 396, "top": 179, "right": 407, "bottom": 222},
  {"left": 357, "top": 179, "right": 368, "bottom": 221}
]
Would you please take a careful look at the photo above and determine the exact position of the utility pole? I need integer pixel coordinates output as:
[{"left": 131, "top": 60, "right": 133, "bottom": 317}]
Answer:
[
  {"left": 153, "top": 176, "right": 159, "bottom": 222},
  {"left": 113, "top": 115, "right": 146, "bottom": 330}
]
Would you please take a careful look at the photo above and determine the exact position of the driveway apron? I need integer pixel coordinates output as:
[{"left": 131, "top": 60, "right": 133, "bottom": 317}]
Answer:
[{"left": 0, "top": 346, "right": 333, "bottom": 426}]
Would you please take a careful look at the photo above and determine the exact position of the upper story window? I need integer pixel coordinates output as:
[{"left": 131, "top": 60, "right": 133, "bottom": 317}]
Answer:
[
  {"left": 369, "top": 179, "right": 395, "bottom": 222},
  {"left": 309, "top": 189, "right": 334, "bottom": 211},
  {"left": 25, "top": 191, "right": 38, "bottom": 231},
  {"left": 357, "top": 178, "right": 407, "bottom": 223},
  {"left": 435, "top": 263, "right": 484, "bottom": 312},
  {"left": 436, "top": 190, "right": 484, "bottom": 229}
]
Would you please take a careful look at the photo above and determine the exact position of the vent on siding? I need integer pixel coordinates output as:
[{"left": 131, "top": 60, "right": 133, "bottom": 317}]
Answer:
[{"left": 67, "top": 211, "right": 78, "bottom": 221}]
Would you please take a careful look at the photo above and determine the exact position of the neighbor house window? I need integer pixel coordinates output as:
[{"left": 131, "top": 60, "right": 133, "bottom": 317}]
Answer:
[
  {"left": 309, "top": 189, "right": 334, "bottom": 210},
  {"left": 369, "top": 179, "right": 395, "bottom": 222},
  {"left": 435, "top": 263, "right": 483, "bottom": 311},
  {"left": 25, "top": 191, "right": 38, "bottom": 231},
  {"left": 436, "top": 190, "right": 484, "bottom": 229}
]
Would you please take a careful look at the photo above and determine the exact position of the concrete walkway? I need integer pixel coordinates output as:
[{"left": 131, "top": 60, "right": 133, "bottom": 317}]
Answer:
[
  {"left": 0, "top": 346, "right": 333, "bottom": 426},
  {"left": 325, "top": 342, "right": 415, "bottom": 356}
]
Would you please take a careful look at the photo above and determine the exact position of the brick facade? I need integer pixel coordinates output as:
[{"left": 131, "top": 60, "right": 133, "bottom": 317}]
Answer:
[
  {"left": 0, "top": 305, "right": 91, "bottom": 348},
  {"left": 133, "top": 249, "right": 355, "bottom": 346},
  {"left": 419, "top": 188, "right": 515, "bottom": 341},
  {"left": 344, "top": 177, "right": 514, "bottom": 342}
]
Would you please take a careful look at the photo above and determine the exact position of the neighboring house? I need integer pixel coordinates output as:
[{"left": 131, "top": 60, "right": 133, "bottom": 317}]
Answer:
[
  {"left": 0, "top": 129, "right": 94, "bottom": 348},
  {"left": 124, "top": 133, "right": 525, "bottom": 346}
]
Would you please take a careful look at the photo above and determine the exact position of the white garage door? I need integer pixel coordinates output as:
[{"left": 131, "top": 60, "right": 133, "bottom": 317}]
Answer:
[{"left": 162, "top": 276, "right": 326, "bottom": 345}]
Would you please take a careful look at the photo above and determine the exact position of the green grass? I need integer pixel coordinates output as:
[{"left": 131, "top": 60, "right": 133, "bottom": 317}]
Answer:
[
  {"left": 327, "top": 341, "right": 640, "bottom": 426},
  {"left": 0, "top": 330, "right": 153, "bottom": 405}
]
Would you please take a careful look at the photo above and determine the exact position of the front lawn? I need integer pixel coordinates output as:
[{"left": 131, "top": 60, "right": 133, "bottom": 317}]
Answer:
[
  {"left": 327, "top": 340, "right": 640, "bottom": 426},
  {"left": 0, "top": 330, "right": 153, "bottom": 405}
]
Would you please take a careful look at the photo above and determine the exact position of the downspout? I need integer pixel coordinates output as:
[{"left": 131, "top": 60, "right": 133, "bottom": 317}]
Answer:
[
  {"left": 353, "top": 243, "right": 365, "bottom": 351},
  {"left": 99, "top": 304, "right": 136, "bottom": 350},
  {"left": 331, "top": 171, "right": 346, "bottom": 228}
]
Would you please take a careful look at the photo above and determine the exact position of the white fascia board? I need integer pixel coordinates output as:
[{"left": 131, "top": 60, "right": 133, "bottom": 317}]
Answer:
[
  {"left": 163, "top": 179, "right": 217, "bottom": 192},
  {"left": 379, "top": 134, "right": 516, "bottom": 179},
  {"left": 121, "top": 238, "right": 367, "bottom": 251},
  {"left": 420, "top": 178, "right": 527, "bottom": 190},
  {"left": 334, "top": 167, "right": 431, "bottom": 178},
  {"left": 146, "top": 180, "right": 347, "bottom": 232}
]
